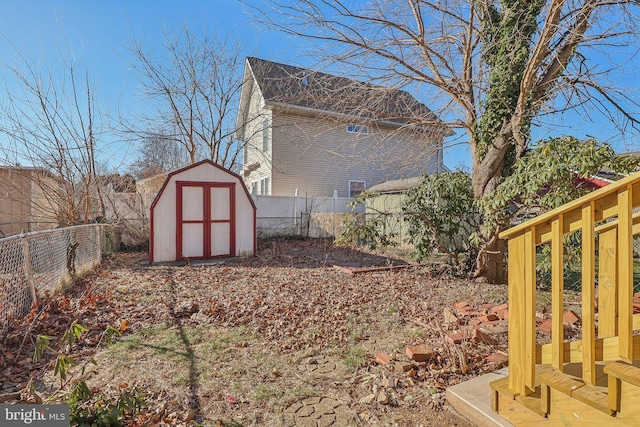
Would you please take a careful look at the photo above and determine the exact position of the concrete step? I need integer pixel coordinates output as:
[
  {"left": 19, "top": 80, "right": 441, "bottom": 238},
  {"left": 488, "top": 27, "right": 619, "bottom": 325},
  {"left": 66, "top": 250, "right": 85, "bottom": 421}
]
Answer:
[{"left": 446, "top": 367, "right": 515, "bottom": 427}]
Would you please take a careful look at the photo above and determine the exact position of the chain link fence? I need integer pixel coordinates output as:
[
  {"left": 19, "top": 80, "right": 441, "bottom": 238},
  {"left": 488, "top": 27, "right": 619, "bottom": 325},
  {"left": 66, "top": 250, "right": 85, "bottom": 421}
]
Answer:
[{"left": 0, "top": 224, "right": 114, "bottom": 331}]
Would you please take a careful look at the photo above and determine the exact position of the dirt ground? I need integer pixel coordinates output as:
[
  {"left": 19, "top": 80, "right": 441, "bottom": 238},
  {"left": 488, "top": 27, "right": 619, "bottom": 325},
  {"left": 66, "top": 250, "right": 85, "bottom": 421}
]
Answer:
[{"left": 1, "top": 238, "right": 511, "bottom": 426}]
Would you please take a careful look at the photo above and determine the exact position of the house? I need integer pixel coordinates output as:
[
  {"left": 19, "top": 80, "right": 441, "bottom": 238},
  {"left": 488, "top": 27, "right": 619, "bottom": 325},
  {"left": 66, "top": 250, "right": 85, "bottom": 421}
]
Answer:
[
  {"left": 0, "top": 166, "right": 59, "bottom": 237},
  {"left": 235, "top": 57, "right": 450, "bottom": 198}
]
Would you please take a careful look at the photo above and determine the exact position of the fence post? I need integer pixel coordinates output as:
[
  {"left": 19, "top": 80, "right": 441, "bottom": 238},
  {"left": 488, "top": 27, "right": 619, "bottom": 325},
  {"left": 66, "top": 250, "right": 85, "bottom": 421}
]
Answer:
[
  {"left": 333, "top": 190, "right": 338, "bottom": 237},
  {"left": 96, "top": 225, "right": 102, "bottom": 262},
  {"left": 294, "top": 188, "right": 299, "bottom": 228},
  {"left": 21, "top": 236, "right": 37, "bottom": 304}
]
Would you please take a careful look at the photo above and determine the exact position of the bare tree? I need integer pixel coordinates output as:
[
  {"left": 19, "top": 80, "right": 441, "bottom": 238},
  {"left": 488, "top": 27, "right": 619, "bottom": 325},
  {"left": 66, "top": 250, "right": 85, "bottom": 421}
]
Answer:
[
  {"left": 0, "top": 40, "right": 108, "bottom": 226},
  {"left": 128, "top": 134, "right": 189, "bottom": 179},
  {"left": 125, "top": 24, "right": 249, "bottom": 170},
  {"left": 248, "top": 0, "right": 640, "bottom": 282}
]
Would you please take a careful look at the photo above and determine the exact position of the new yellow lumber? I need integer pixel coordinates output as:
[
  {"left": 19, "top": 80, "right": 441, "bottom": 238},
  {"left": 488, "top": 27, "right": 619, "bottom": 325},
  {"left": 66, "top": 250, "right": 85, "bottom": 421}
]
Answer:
[
  {"left": 525, "top": 227, "right": 537, "bottom": 392},
  {"left": 618, "top": 186, "right": 633, "bottom": 362},
  {"left": 598, "top": 227, "right": 618, "bottom": 338},
  {"left": 582, "top": 202, "right": 596, "bottom": 385},
  {"left": 551, "top": 216, "right": 564, "bottom": 370},
  {"left": 508, "top": 234, "right": 530, "bottom": 395}
]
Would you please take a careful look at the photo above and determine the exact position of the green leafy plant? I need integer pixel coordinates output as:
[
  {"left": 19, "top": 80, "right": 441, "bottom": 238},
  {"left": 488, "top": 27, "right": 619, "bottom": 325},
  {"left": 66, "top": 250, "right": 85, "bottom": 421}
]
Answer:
[
  {"left": 402, "top": 171, "right": 478, "bottom": 267},
  {"left": 338, "top": 171, "right": 478, "bottom": 274},
  {"left": 32, "top": 321, "right": 147, "bottom": 426},
  {"left": 478, "top": 136, "right": 640, "bottom": 286}
]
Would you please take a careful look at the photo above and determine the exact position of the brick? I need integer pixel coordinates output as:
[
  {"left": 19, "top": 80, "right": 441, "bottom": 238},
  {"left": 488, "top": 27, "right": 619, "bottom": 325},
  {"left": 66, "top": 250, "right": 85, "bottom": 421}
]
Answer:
[
  {"left": 477, "top": 313, "right": 500, "bottom": 323},
  {"left": 634, "top": 292, "right": 640, "bottom": 304},
  {"left": 495, "top": 309, "right": 508, "bottom": 320},
  {"left": 634, "top": 303, "right": 640, "bottom": 314},
  {"left": 490, "top": 303, "right": 509, "bottom": 314},
  {"left": 455, "top": 306, "right": 475, "bottom": 318},
  {"left": 562, "top": 310, "right": 581, "bottom": 325},
  {"left": 394, "top": 361, "right": 415, "bottom": 373},
  {"left": 454, "top": 301, "right": 471, "bottom": 310},
  {"left": 469, "top": 318, "right": 482, "bottom": 327},
  {"left": 479, "top": 303, "right": 495, "bottom": 313},
  {"left": 405, "top": 345, "right": 434, "bottom": 362},
  {"left": 375, "top": 352, "right": 392, "bottom": 365},
  {"left": 539, "top": 319, "right": 553, "bottom": 334},
  {"left": 472, "top": 328, "right": 495, "bottom": 345},
  {"left": 468, "top": 311, "right": 483, "bottom": 317},
  {"left": 445, "top": 331, "right": 468, "bottom": 345},
  {"left": 406, "top": 368, "right": 417, "bottom": 378},
  {"left": 486, "top": 352, "right": 509, "bottom": 365}
]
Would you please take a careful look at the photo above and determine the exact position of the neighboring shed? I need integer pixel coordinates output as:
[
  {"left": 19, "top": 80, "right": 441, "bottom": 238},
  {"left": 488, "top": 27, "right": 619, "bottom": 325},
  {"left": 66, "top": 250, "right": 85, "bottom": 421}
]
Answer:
[
  {"left": 366, "top": 177, "right": 423, "bottom": 248},
  {"left": 150, "top": 160, "right": 256, "bottom": 263}
]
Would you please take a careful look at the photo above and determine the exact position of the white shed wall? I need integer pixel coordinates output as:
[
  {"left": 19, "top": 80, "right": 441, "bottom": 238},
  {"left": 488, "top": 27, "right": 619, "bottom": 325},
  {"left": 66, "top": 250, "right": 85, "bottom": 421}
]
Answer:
[{"left": 151, "top": 162, "right": 255, "bottom": 262}]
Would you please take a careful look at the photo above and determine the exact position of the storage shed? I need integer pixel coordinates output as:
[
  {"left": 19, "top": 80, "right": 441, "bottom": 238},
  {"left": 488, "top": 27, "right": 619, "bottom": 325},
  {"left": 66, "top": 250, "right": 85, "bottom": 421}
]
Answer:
[{"left": 150, "top": 160, "right": 256, "bottom": 263}]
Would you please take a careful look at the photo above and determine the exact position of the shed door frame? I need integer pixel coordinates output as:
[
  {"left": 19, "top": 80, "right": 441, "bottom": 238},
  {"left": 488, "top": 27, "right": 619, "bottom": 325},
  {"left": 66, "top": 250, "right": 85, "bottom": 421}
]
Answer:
[{"left": 176, "top": 181, "right": 236, "bottom": 260}]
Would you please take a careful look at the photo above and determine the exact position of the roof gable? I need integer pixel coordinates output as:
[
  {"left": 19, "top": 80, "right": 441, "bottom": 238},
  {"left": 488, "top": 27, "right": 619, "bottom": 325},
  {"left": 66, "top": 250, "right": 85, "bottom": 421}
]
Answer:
[
  {"left": 246, "top": 57, "right": 443, "bottom": 128},
  {"left": 150, "top": 160, "right": 256, "bottom": 211}
]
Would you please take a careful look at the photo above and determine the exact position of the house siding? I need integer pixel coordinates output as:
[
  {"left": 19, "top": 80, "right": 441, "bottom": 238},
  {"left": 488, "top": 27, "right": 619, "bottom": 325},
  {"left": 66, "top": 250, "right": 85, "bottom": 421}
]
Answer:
[
  {"left": 238, "top": 58, "right": 446, "bottom": 199},
  {"left": 242, "top": 77, "right": 272, "bottom": 195},
  {"left": 270, "top": 112, "right": 442, "bottom": 197}
]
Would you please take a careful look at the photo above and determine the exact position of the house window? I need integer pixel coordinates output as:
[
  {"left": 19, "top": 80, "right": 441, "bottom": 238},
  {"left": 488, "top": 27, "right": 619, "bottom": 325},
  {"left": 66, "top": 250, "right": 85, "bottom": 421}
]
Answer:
[
  {"left": 347, "top": 124, "right": 368, "bottom": 134},
  {"left": 260, "top": 177, "right": 270, "bottom": 195},
  {"left": 250, "top": 182, "right": 257, "bottom": 195},
  {"left": 349, "top": 180, "right": 366, "bottom": 198},
  {"left": 263, "top": 117, "right": 269, "bottom": 151}
]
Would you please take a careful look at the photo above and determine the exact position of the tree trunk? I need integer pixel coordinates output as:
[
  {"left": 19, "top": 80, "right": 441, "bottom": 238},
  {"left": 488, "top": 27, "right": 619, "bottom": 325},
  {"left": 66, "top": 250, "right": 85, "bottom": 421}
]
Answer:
[
  {"left": 471, "top": 138, "right": 512, "bottom": 284},
  {"left": 476, "top": 234, "right": 506, "bottom": 284}
]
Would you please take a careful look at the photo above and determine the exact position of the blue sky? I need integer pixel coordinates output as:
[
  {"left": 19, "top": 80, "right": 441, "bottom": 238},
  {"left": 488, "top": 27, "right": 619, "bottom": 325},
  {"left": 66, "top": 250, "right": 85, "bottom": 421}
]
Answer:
[{"left": 0, "top": 0, "right": 638, "bottom": 171}]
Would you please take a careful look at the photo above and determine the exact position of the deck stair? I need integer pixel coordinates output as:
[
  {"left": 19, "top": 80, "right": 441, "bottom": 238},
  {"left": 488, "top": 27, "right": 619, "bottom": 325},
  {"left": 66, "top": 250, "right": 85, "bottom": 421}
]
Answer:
[
  {"left": 491, "top": 362, "right": 640, "bottom": 425},
  {"left": 488, "top": 171, "right": 640, "bottom": 426}
]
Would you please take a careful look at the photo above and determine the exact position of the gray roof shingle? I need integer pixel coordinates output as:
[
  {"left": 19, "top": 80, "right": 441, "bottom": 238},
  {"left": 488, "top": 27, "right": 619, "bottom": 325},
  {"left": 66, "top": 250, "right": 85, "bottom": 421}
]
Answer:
[{"left": 247, "top": 57, "right": 443, "bottom": 128}]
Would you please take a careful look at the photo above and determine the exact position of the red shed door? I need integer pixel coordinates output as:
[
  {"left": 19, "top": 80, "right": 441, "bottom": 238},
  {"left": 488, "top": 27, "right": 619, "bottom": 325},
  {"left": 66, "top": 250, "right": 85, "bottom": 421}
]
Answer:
[{"left": 176, "top": 181, "right": 235, "bottom": 260}]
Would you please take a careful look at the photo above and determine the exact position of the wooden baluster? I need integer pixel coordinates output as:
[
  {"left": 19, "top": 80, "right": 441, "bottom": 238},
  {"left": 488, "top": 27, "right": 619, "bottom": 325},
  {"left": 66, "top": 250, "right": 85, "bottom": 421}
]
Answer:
[
  {"left": 598, "top": 226, "right": 617, "bottom": 339},
  {"left": 582, "top": 202, "right": 596, "bottom": 385},
  {"left": 551, "top": 216, "right": 564, "bottom": 371},
  {"left": 508, "top": 233, "right": 532, "bottom": 395},
  {"left": 618, "top": 186, "right": 633, "bottom": 362},
  {"left": 524, "top": 227, "right": 537, "bottom": 392}
]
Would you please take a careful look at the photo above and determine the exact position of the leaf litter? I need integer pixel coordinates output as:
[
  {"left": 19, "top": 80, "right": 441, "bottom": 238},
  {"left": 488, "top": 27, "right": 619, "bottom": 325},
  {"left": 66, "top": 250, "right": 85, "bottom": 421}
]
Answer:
[{"left": 1, "top": 238, "right": 509, "bottom": 426}]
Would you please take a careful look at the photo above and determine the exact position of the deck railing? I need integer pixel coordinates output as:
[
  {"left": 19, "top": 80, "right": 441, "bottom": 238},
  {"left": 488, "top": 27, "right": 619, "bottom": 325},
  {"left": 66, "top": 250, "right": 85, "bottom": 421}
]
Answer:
[{"left": 499, "top": 171, "right": 640, "bottom": 396}]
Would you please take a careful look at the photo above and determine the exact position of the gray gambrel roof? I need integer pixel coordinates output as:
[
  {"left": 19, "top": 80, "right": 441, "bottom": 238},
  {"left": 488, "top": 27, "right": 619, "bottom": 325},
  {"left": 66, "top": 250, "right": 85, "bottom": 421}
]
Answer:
[{"left": 246, "top": 57, "right": 447, "bottom": 129}]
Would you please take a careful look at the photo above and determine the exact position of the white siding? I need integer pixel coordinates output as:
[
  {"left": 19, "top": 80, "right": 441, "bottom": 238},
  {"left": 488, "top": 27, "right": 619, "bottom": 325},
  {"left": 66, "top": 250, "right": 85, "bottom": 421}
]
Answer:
[
  {"left": 238, "top": 72, "right": 444, "bottom": 199},
  {"left": 241, "top": 76, "right": 273, "bottom": 195},
  {"left": 271, "top": 113, "right": 442, "bottom": 197}
]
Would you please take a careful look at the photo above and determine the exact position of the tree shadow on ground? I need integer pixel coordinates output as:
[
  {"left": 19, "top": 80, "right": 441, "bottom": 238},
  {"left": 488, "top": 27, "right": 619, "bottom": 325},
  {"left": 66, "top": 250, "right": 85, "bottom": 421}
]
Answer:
[{"left": 166, "top": 277, "right": 204, "bottom": 423}]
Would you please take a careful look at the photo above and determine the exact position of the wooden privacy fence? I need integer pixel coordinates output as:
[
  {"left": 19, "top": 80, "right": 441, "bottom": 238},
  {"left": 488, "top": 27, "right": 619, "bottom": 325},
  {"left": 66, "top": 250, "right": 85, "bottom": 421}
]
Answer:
[{"left": 492, "top": 171, "right": 640, "bottom": 425}]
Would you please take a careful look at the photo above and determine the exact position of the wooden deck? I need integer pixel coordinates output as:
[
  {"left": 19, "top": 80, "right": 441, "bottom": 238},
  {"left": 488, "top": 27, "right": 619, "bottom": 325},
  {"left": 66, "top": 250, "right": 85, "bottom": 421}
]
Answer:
[{"left": 491, "top": 172, "right": 640, "bottom": 426}]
